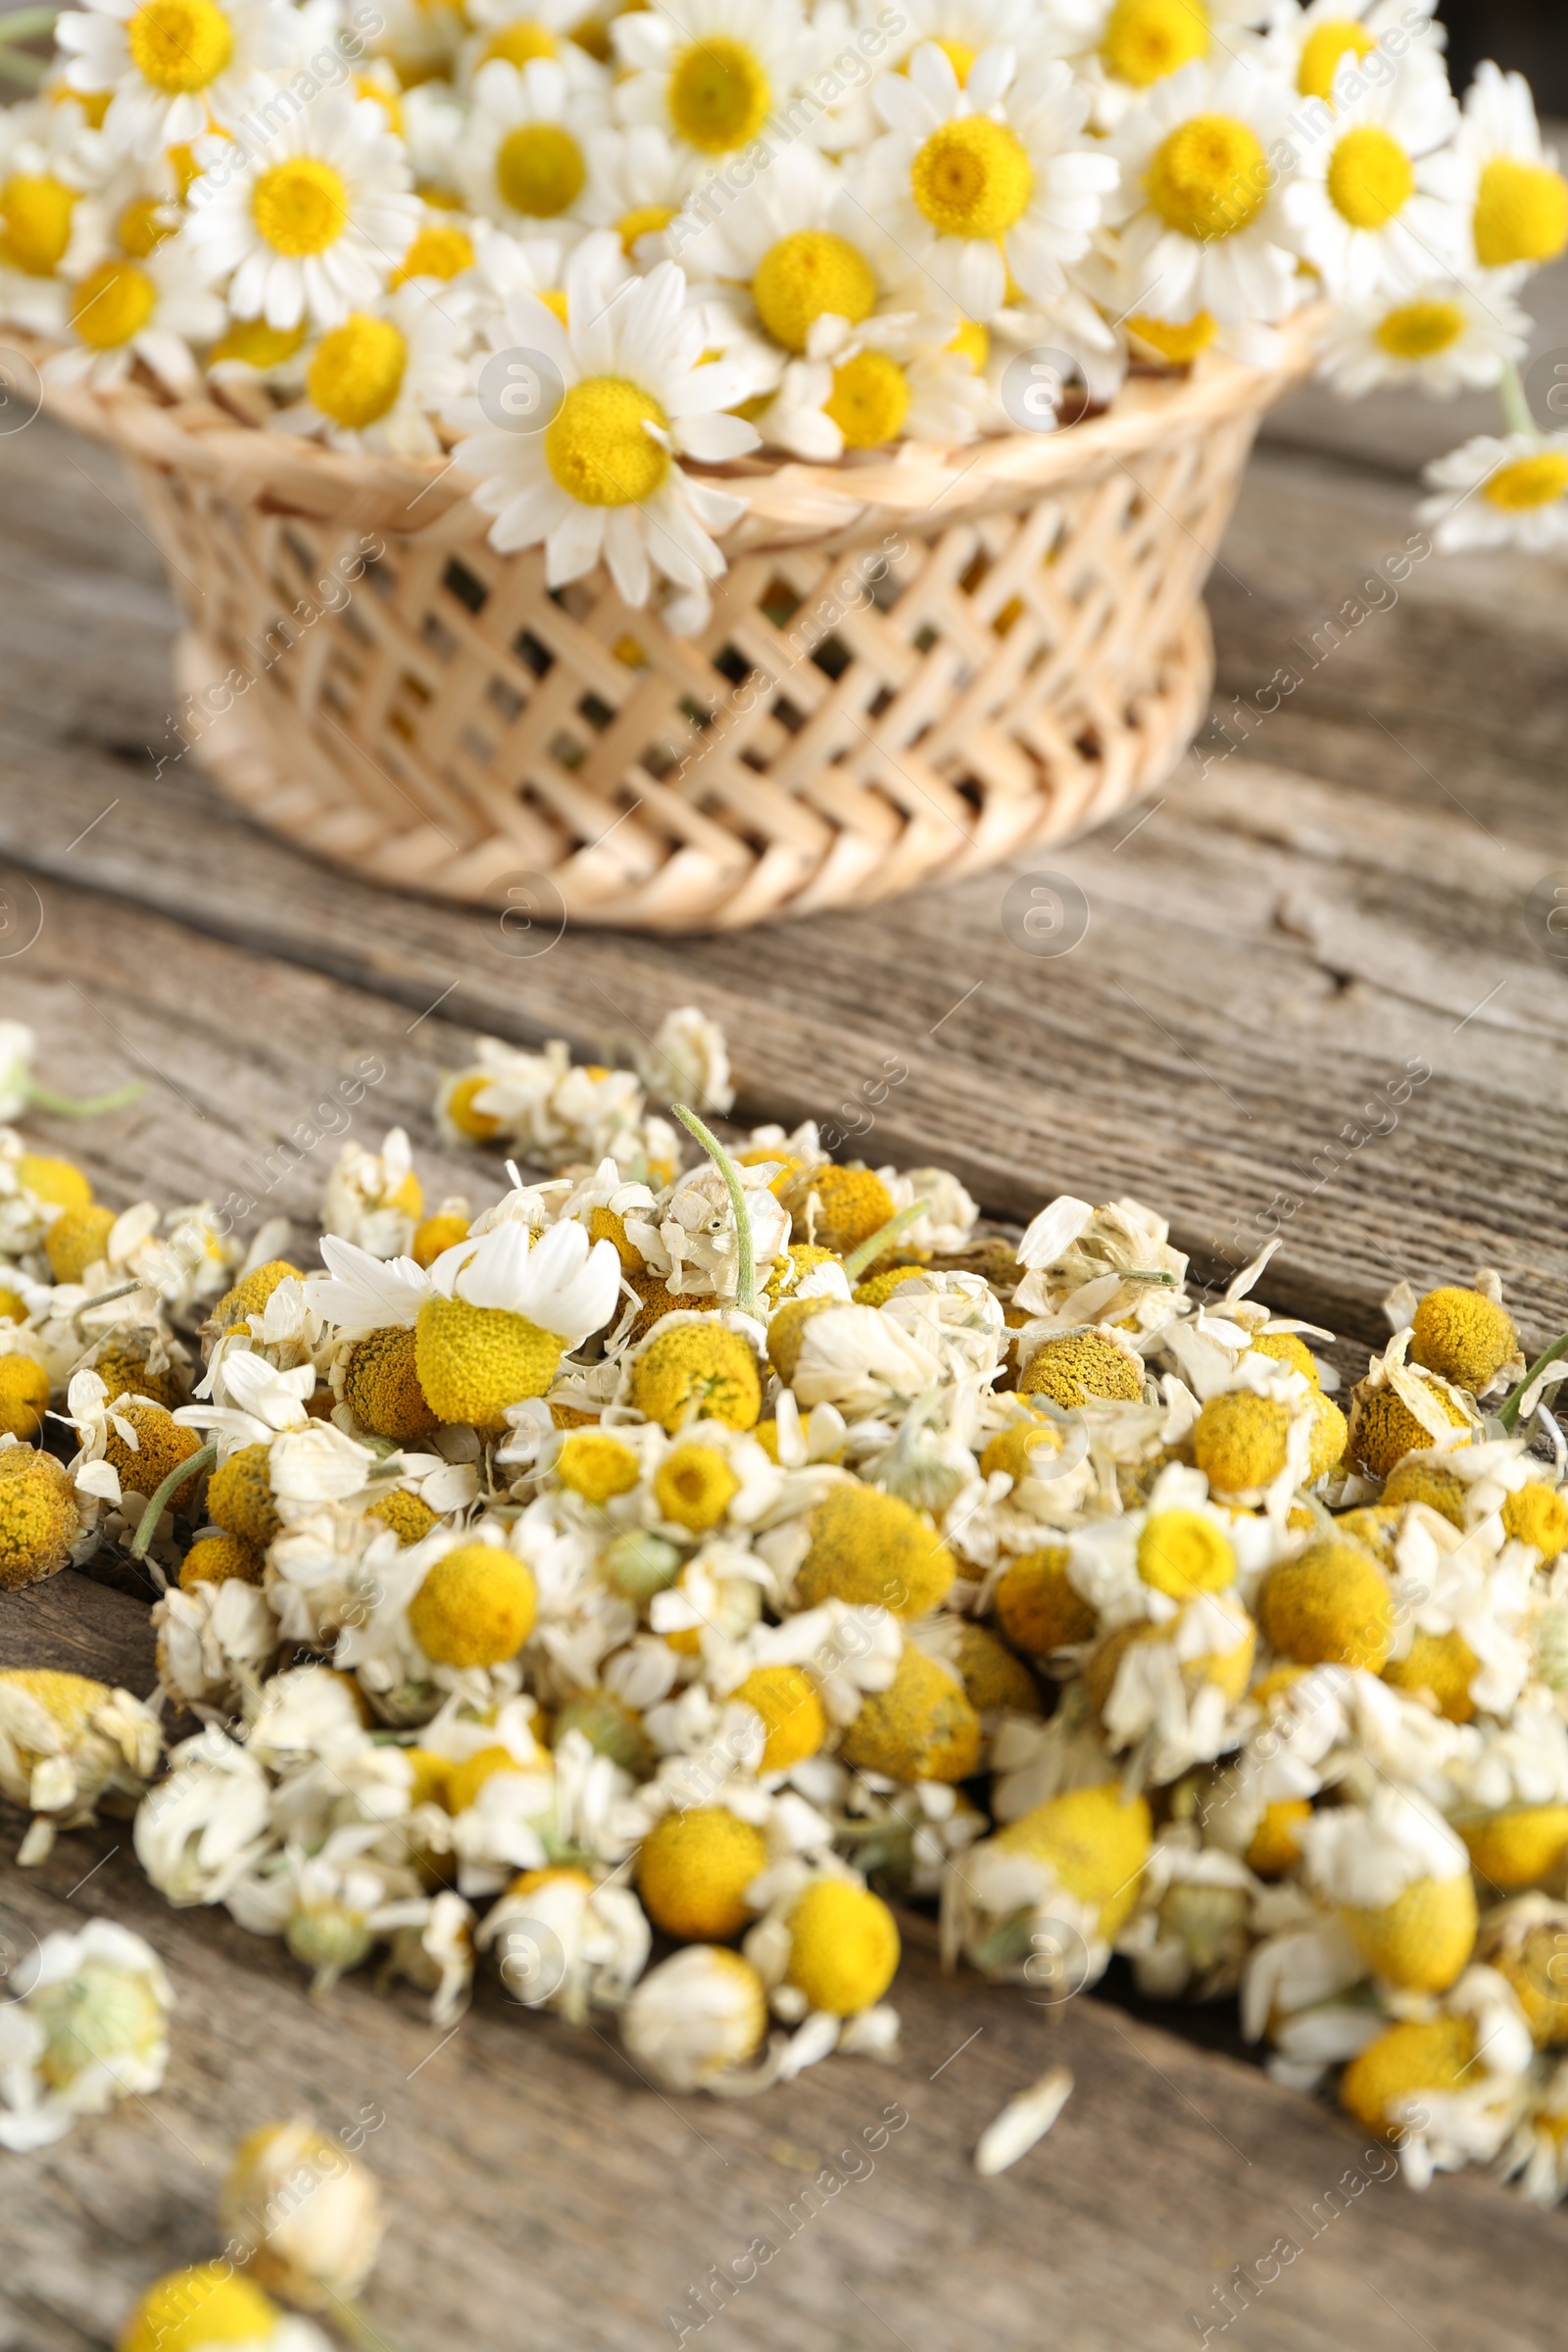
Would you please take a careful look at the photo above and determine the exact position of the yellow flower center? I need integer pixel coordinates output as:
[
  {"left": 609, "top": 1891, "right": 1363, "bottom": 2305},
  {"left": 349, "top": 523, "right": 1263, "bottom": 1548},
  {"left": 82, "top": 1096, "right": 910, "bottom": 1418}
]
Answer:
[
  {"left": 1127, "top": 307, "right": 1216, "bottom": 360},
  {"left": 496, "top": 122, "right": 586, "bottom": 217},
  {"left": 1296, "top": 18, "right": 1374, "bottom": 101},
  {"left": 824, "top": 349, "right": 909, "bottom": 447},
  {"left": 1326, "top": 124, "right": 1414, "bottom": 230},
  {"left": 125, "top": 0, "right": 234, "bottom": 93},
  {"left": 0, "top": 172, "right": 75, "bottom": 276},
  {"left": 1473, "top": 156, "right": 1568, "bottom": 270},
  {"left": 166, "top": 139, "right": 207, "bottom": 199},
  {"left": 408, "top": 1542, "right": 538, "bottom": 1667},
  {"left": 1146, "top": 114, "right": 1268, "bottom": 240},
  {"left": 122, "top": 2267, "right": 281, "bottom": 2352},
  {"left": 390, "top": 220, "right": 475, "bottom": 284},
  {"left": 1483, "top": 451, "right": 1568, "bottom": 512},
  {"left": 538, "top": 284, "right": 568, "bottom": 319},
  {"left": 1372, "top": 297, "right": 1463, "bottom": 360},
  {"left": 654, "top": 1443, "right": 739, "bottom": 1532},
  {"left": 667, "top": 35, "right": 772, "bottom": 154},
  {"left": 752, "top": 228, "right": 877, "bottom": 353},
  {"left": 308, "top": 313, "right": 408, "bottom": 427},
  {"left": 117, "top": 195, "right": 173, "bottom": 258},
  {"left": 482, "top": 18, "right": 559, "bottom": 67},
  {"left": 209, "top": 316, "right": 307, "bottom": 368},
  {"left": 545, "top": 374, "right": 669, "bottom": 505},
  {"left": 948, "top": 316, "right": 988, "bottom": 368},
  {"left": 252, "top": 157, "right": 349, "bottom": 256},
  {"left": 617, "top": 200, "right": 675, "bottom": 253},
  {"left": 910, "top": 116, "right": 1033, "bottom": 239},
  {"left": 70, "top": 259, "right": 157, "bottom": 349},
  {"left": 1137, "top": 1508, "right": 1236, "bottom": 1599},
  {"left": 1102, "top": 0, "right": 1209, "bottom": 89}
]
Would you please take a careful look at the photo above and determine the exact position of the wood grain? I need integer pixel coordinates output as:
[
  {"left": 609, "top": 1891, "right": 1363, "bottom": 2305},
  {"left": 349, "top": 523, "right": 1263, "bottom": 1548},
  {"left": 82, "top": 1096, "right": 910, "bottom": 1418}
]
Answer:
[{"left": 2, "top": 364, "right": 1568, "bottom": 2349}]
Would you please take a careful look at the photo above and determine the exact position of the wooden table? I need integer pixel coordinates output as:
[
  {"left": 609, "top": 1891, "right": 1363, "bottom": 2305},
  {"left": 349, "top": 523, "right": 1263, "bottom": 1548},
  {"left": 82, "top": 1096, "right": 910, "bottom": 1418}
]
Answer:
[{"left": 2, "top": 294, "right": 1568, "bottom": 2348}]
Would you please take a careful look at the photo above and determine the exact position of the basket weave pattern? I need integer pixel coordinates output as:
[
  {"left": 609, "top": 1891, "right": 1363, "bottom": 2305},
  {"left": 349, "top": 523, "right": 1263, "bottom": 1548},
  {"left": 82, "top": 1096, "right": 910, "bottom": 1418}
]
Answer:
[{"left": 44, "top": 319, "right": 1314, "bottom": 930}]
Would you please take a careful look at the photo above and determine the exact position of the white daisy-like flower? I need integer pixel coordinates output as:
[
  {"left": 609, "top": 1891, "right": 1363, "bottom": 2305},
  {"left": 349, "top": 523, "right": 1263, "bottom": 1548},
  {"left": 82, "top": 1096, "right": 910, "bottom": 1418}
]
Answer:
[
  {"left": 1057, "top": 0, "right": 1274, "bottom": 131},
  {"left": 1416, "top": 431, "right": 1568, "bottom": 556},
  {"left": 307, "top": 1210, "right": 622, "bottom": 1344},
  {"left": 367, "top": 0, "right": 468, "bottom": 90},
  {"left": 1264, "top": 0, "right": 1446, "bottom": 110},
  {"left": 447, "top": 235, "right": 758, "bottom": 611},
  {"left": 47, "top": 235, "right": 222, "bottom": 391},
  {"left": 456, "top": 55, "right": 610, "bottom": 236},
  {"left": 0, "top": 1920, "right": 172, "bottom": 2152},
  {"left": 0, "top": 94, "right": 107, "bottom": 333},
  {"left": 580, "top": 123, "right": 702, "bottom": 266},
  {"left": 1314, "top": 274, "right": 1530, "bottom": 399},
  {"left": 183, "top": 88, "right": 421, "bottom": 331},
  {"left": 54, "top": 0, "right": 294, "bottom": 158},
  {"left": 612, "top": 0, "right": 832, "bottom": 167},
  {"left": 1425, "top": 58, "right": 1568, "bottom": 281},
  {"left": 277, "top": 280, "right": 471, "bottom": 456},
  {"left": 458, "top": 0, "right": 610, "bottom": 98},
  {"left": 1282, "top": 55, "right": 1462, "bottom": 301},
  {"left": 477, "top": 1860, "right": 651, "bottom": 2018},
  {"left": 858, "top": 43, "right": 1119, "bottom": 323},
  {"left": 1102, "top": 57, "right": 1303, "bottom": 325}
]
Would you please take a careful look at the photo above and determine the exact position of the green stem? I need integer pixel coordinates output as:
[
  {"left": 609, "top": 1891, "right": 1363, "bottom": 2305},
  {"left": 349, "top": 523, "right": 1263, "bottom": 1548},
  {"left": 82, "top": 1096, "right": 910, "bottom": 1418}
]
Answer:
[
  {"left": 841, "top": 1200, "right": 931, "bottom": 1284},
  {"left": 1497, "top": 358, "right": 1534, "bottom": 439},
  {"left": 73, "top": 1279, "right": 143, "bottom": 1323},
  {"left": 24, "top": 1079, "right": 143, "bottom": 1117},
  {"left": 129, "top": 1441, "right": 215, "bottom": 1558},
  {"left": 1498, "top": 1332, "right": 1568, "bottom": 1433},
  {"left": 0, "top": 9, "right": 60, "bottom": 36},
  {"left": 671, "top": 1102, "right": 755, "bottom": 1319}
]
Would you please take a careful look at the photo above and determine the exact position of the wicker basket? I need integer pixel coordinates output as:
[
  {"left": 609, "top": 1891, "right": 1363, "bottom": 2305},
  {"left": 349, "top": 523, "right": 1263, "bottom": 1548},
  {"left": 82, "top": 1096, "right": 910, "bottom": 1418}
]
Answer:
[{"left": 40, "top": 312, "right": 1316, "bottom": 931}]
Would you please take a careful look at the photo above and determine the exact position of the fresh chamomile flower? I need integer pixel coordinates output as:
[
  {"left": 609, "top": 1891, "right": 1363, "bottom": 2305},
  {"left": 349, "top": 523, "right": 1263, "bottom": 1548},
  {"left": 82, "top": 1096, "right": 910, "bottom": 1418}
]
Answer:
[
  {"left": 0, "top": 1919, "right": 172, "bottom": 2151},
  {"left": 457, "top": 55, "right": 610, "bottom": 234},
  {"left": 1264, "top": 0, "right": 1446, "bottom": 110},
  {"left": 307, "top": 1214, "right": 621, "bottom": 1428},
  {"left": 221, "top": 2118, "right": 385, "bottom": 2309},
  {"left": 54, "top": 0, "right": 294, "bottom": 161},
  {"left": 858, "top": 43, "right": 1118, "bottom": 324},
  {"left": 1281, "top": 55, "right": 1463, "bottom": 301},
  {"left": 676, "top": 142, "right": 907, "bottom": 360},
  {"left": 578, "top": 123, "right": 702, "bottom": 266},
  {"left": 761, "top": 312, "right": 987, "bottom": 457},
  {"left": 47, "top": 237, "right": 223, "bottom": 392},
  {"left": 458, "top": 0, "right": 612, "bottom": 97},
  {"left": 1426, "top": 58, "right": 1568, "bottom": 279},
  {"left": 1314, "top": 275, "right": 1530, "bottom": 398},
  {"left": 611, "top": 0, "right": 831, "bottom": 166},
  {"left": 279, "top": 281, "right": 471, "bottom": 455},
  {"left": 118, "top": 2265, "right": 335, "bottom": 2352},
  {"left": 1101, "top": 57, "right": 1302, "bottom": 325},
  {"left": 1061, "top": 0, "right": 1274, "bottom": 131},
  {"left": 184, "top": 89, "right": 422, "bottom": 332},
  {"left": 1417, "top": 430, "right": 1568, "bottom": 556},
  {"left": 0, "top": 94, "right": 105, "bottom": 332},
  {"left": 447, "top": 237, "right": 759, "bottom": 611}
]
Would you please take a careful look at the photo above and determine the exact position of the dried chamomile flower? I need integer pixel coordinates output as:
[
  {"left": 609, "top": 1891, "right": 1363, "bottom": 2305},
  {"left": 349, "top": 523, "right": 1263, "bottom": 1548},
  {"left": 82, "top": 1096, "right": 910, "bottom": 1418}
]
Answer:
[
  {"left": 221, "top": 2118, "right": 386, "bottom": 2309},
  {"left": 477, "top": 1863, "right": 650, "bottom": 2019},
  {"left": 118, "top": 2267, "right": 332, "bottom": 2352},
  {"left": 0, "top": 1443, "right": 80, "bottom": 1587},
  {"left": 620, "top": 1945, "right": 772, "bottom": 2092},
  {"left": 0, "top": 1920, "right": 171, "bottom": 2151},
  {"left": 0, "top": 1667, "right": 162, "bottom": 1861}
]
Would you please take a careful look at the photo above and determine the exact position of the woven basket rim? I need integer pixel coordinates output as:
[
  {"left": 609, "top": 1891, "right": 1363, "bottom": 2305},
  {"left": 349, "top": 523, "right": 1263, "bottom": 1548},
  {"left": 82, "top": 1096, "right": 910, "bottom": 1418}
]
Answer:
[{"left": 17, "top": 305, "right": 1323, "bottom": 550}]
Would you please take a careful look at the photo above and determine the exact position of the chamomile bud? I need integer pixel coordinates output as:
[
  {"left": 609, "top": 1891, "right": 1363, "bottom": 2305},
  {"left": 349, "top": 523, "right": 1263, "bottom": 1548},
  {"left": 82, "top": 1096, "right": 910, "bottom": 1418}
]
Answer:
[
  {"left": 220, "top": 2119, "right": 385, "bottom": 2308},
  {"left": 0, "top": 1446, "right": 79, "bottom": 1587},
  {"left": 630, "top": 1321, "right": 761, "bottom": 1432},
  {"left": 795, "top": 1482, "right": 956, "bottom": 1617}
]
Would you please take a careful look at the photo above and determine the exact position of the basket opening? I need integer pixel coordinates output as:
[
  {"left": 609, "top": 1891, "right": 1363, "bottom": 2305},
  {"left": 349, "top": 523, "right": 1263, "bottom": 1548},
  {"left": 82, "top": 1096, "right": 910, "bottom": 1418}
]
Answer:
[
  {"left": 486, "top": 677, "right": 524, "bottom": 721},
  {"left": 443, "top": 557, "right": 489, "bottom": 613},
  {"left": 760, "top": 575, "right": 802, "bottom": 626},
  {"left": 810, "top": 635, "right": 852, "bottom": 681},
  {"left": 549, "top": 730, "right": 586, "bottom": 771},
  {"left": 710, "top": 643, "right": 752, "bottom": 687},
  {"left": 578, "top": 692, "right": 615, "bottom": 732},
  {"left": 420, "top": 611, "right": 459, "bottom": 663},
  {"left": 514, "top": 628, "right": 554, "bottom": 677}
]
